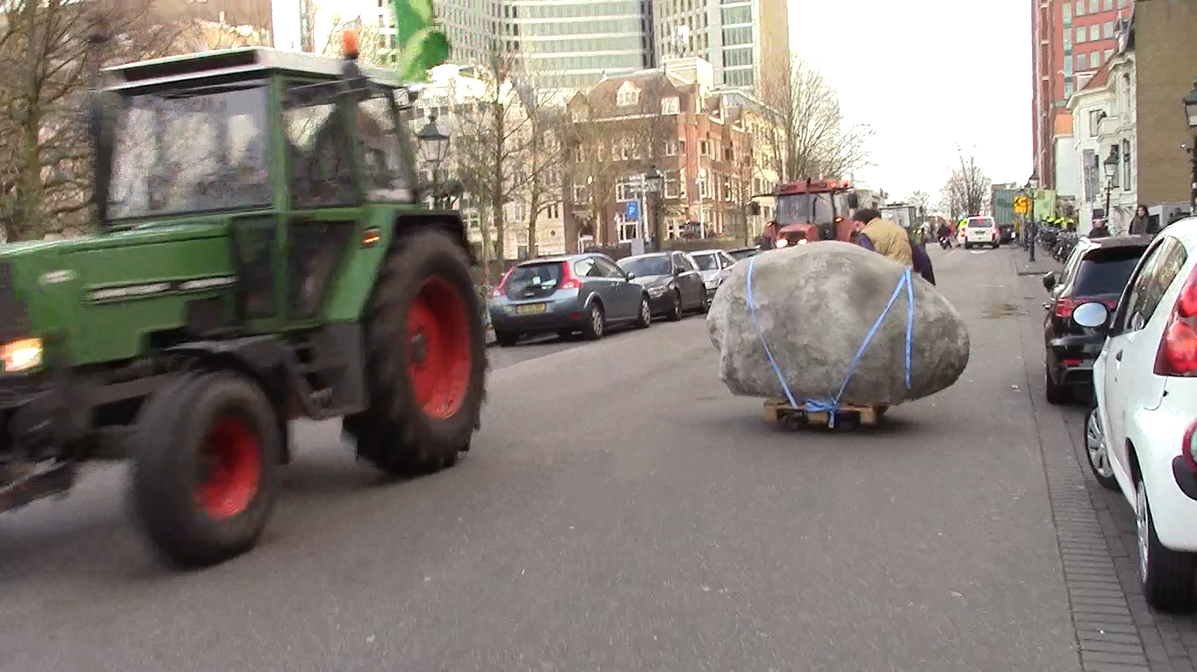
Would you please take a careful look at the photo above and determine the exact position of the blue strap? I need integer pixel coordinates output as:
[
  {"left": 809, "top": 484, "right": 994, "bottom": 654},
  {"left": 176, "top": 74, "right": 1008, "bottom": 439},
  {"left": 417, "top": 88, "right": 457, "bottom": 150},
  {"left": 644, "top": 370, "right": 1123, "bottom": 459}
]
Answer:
[{"left": 746, "top": 256, "right": 915, "bottom": 428}]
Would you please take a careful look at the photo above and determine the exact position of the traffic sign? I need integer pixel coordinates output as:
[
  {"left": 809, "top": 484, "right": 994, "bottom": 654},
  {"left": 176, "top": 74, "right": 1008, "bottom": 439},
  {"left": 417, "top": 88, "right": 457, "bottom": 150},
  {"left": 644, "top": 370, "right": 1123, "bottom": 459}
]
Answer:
[
  {"left": 625, "top": 200, "right": 640, "bottom": 221},
  {"left": 1014, "top": 195, "right": 1030, "bottom": 215}
]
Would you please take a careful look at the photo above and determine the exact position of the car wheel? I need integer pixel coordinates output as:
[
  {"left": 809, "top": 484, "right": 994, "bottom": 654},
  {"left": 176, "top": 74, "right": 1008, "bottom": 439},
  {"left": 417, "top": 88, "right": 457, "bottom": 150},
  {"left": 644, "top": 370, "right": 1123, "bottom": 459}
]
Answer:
[
  {"left": 993, "top": 242, "right": 1000, "bottom": 249},
  {"left": 667, "top": 291, "right": 683, "bottom": 322},
  {"left": 495, "top": 330, "right": 519, "bottom": 348},
  {"left": 634, "top": 295, "right": 651, "bottom": 329},
  {"left": 581, "top": 302, "right": 605, "bottom": 341},
  {"left": 1135, "top": 473, "right": 1197, "bottom": 612},
  {"left": 1045, "top": 363, "right": 1071, "bottom": 405},
  {"left": 700, "top": 291, "right": 711, "bottom": 313},
  {"left": 1084, "top": 406, "right": 1119, "bottom": 491},
  {"left": 964, "top": 242, "right": 973, "bottom": 250}
]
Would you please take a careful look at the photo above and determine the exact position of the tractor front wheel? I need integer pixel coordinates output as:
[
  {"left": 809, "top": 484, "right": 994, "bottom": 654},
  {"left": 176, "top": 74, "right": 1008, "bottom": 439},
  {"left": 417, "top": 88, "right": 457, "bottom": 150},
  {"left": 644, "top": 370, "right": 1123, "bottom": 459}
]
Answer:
[
  {"left": 131, "top": 372, "right": 282, "bottom": 568},
  {"left": 343, "top": 229, "right": 486, "bottom": 476}
]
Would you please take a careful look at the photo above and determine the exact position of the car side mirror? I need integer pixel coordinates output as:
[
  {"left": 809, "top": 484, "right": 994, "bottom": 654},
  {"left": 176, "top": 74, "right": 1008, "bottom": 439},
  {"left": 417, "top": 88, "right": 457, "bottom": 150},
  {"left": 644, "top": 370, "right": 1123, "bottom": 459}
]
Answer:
[
  {"left": 673, "top": 267, "right": 683, "bottom": 276},
  {"left": 625, "top": 271, "right": 636, "bottom": 279},
  {"left": 1072, "top": 302, "right": 1110, "bottom": 331},
  {"left": 1042, "top": 272, "right": 1057, "bottom": 291}
]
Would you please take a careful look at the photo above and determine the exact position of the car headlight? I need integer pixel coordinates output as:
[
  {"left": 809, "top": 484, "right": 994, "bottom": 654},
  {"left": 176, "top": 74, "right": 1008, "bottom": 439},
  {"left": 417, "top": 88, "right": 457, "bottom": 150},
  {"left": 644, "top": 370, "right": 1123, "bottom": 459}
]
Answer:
[
  {"left": 705, "top": 277, "right": 721, "bottom": 289},
  {"left": 647, "top": 285, "right": 668, "bottom": 298},
  {"left": 2, "top": 338, "right": 42, "bottom": 372}
]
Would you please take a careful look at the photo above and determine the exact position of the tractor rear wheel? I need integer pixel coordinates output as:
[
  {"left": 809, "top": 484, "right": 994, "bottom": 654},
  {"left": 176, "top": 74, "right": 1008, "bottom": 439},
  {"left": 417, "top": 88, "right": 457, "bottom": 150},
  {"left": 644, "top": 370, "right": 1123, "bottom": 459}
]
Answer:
[
  {"left": 343, "top": 229, "right": 486, "bottom": 476},
  {"left": 131, "top": 371, "right": 282, "bottom": 568}
]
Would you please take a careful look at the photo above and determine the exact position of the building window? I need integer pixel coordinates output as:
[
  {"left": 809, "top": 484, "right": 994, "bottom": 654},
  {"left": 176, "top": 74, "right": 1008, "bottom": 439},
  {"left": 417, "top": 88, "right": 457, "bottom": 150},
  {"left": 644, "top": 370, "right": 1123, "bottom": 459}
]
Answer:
[
  {"left": 615, "top": 180, "right": 638, "bottom": 202},
  {"left": 1103, "top": 21, "right": 1114, "bottom": 39},
  {"left": 697, "top": 172, "right": 710, "bottom": 199},
  {"left": 1089, "top": 0, "right": 1098, "bottom": 12},
  {"left": 1076, "top": 54, "right": 1087, "bottom": 71},
  {"left": 616, "top": 83, "right": 639, "bottom": 107},
  {"left": 617, "top": 218, "right": 639, "bottom": 242},
  {"left": 1088, "top": 109, "right": 1104, "bottom": 137},
  {"left": 664, "top": 140, "right": 678, "bottom": 156},
  {"left": 1090, "top": 51, "right": 1100, "bottom": 69},
  {"left": 572, "top": 183, "right": 588, "bottom": 203},
  {"left": 1064, "top": 58, "right": 1074, "bottom": 76},
  {"left": 1122, "top": 139, "right": 1132, "bottom": 191},
  {"left": 1065, "top": 81, "right": 1075, "bottom": 98},
  {"left": 1089, "top": 24, "right": 1099, "bottom": 41},
  {"left": 1117, "top": 0, "right": 1128, "bottom": 7},
  {"left": 1103, "top": 0, "right": 1113, "bottom": 10},
  {"left": 1064, "top": 28, "right": 1072, "bottom": 47},
  {"left": 678, "top": 139, "right": 686, "bottom": 155},
  {"left": 1062, "top": 3, "right": 1071, "bottom": 20},
  {"left": 661, "top": 97, "right": 680, "bottom": 115},
  {"left": 1075, "top": 27, "right": 1086, "bottom": 44},
  {"left": 664, "top": 172, "right": 682, "bottom": 199},
  {"left": 1076, "top": 0, "right": 1084, "bottom": 16},
  {"left": 699, "top": 139, "right": 711, "bottom": 157},
  {"left": 1104, "top": 48, "right": 1113, "bottom": 62}
]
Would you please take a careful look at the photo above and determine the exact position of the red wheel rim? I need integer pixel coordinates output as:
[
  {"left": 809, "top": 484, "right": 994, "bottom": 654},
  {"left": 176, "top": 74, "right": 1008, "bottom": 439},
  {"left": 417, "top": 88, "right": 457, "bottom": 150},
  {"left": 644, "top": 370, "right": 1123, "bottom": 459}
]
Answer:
[
  {"left": 195, "top": 413, "right": 262, "bottom": 519},
  {"left": 407, "top": 276, "right": 472, "bottom": 419}
]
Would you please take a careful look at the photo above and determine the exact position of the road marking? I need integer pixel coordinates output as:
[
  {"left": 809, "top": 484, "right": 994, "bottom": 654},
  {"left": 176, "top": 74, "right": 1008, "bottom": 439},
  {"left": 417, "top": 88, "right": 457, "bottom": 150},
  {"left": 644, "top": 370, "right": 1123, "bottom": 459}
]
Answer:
[{"left": 970, "top": 250, "right": 988, "bottom": 255}]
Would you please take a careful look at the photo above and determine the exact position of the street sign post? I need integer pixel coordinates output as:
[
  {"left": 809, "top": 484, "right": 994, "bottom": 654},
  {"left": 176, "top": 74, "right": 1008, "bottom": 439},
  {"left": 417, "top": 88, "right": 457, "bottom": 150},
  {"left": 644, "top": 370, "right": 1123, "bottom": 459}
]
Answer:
[
  {"left": 625, "top": 200, "right": 639, "bottom": 222},
  {"left": 1014, "top": 195, "right": 1030, "bottom": 215}
]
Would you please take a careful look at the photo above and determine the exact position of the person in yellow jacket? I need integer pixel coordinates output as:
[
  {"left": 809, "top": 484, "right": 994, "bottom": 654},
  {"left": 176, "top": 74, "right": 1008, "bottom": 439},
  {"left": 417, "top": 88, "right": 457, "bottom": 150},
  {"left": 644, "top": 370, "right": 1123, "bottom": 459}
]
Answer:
[{"left": 851, "top": 208, "right": 936, "bottom": 284}]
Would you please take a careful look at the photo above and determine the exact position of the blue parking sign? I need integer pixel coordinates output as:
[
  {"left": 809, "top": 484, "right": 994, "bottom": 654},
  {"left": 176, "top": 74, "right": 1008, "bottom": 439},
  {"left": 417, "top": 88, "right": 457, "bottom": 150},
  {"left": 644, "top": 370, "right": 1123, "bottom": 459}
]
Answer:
[{"left": 625, "top": 200, "right": 640, "bottom": 221}]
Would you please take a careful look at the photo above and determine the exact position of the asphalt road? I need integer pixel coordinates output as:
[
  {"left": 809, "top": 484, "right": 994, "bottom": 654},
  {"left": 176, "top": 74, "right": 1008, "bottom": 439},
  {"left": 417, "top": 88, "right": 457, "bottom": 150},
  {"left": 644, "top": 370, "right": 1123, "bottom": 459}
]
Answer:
[{"left": 2, "top": 245, "right": 1089, "bottom": 672}]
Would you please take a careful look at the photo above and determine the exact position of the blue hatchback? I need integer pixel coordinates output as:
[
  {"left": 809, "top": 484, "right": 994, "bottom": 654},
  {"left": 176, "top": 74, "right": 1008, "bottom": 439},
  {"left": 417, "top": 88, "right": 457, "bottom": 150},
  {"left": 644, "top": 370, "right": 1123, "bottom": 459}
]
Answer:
[{"left": 487, "top": 254, "right": 652, "bottom": 347}]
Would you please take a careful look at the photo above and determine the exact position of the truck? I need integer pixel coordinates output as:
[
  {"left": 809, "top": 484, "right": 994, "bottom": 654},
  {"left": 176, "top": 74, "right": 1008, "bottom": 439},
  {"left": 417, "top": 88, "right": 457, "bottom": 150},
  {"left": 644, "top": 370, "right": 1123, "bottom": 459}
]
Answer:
[
  {"left": 769, "top": 179, "right": 863, "bottom": 248},
  {"left": 0, "top": 35, "right": 487, "bottom": 569},
  {"left": 880, "top": 203, "right": 918, "bottom": 232},
  {"left": 990, "top": 186, "right": 1018, "bottom": 244}
]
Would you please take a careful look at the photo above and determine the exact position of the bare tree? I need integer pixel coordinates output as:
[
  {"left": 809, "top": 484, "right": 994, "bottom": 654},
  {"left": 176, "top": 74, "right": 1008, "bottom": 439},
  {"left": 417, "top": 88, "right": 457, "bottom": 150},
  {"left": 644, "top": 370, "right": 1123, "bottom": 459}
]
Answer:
[
  {"left": 941, "top": 153, "right": 991, "bottom": 217},
  {"left": 907, "top": 189, "right": 931, "bottom": 221},
  {"left": 564, "top": 96, "right": 622, "bottom": 245},
  {"left": 758, "top": 53, "right": 873, "bottom": 182},
  {"left": 0, "top": 0, "right": 207, "bottom": 241}
]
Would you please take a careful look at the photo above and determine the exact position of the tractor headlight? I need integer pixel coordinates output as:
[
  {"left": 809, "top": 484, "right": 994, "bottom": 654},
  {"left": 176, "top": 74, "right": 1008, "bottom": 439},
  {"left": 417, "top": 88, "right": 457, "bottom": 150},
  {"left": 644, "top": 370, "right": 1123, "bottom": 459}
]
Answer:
[{"left": 1, "top": 338, "right": 42, "bottom": 372}]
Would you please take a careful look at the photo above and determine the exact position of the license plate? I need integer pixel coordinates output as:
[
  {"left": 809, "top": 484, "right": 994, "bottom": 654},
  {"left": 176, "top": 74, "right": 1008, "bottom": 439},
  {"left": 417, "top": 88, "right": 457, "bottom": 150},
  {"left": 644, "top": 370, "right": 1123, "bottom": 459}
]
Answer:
[{"left": 515, "top": 303, "right": 547, "bottom": 315}]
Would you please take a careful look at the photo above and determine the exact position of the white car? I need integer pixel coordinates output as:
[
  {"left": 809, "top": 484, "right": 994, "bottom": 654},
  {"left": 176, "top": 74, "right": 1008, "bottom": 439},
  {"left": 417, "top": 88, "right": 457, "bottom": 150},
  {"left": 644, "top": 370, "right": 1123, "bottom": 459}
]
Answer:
[
  {"left": 689, "top": 249, "right": 738, "bottom": 300},
  {"left": 962, "top": 216, "right": 1000, "bottom": 249},
  {"left": 1074, "top": 218, "right": 1197, "bottom": 612}
]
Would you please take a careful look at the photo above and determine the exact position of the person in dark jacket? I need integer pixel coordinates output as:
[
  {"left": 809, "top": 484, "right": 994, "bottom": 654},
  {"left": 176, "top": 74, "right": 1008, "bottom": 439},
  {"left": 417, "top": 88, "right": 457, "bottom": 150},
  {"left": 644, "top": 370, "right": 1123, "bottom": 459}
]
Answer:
[
  {"left": 1129, "top": 204, "right": 1150, "bottom": 235},
  {"left": 1089, "top": 219, "right": 1111, "bottom": 238}
]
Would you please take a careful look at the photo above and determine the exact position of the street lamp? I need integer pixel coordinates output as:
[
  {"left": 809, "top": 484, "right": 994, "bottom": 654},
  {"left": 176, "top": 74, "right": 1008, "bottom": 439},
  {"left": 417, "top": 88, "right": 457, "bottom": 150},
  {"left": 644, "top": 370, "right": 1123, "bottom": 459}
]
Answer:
[
  {"left": 1026, "top": 172, "right": 1040, "bottom": 262},
  {"left": 1103, "top": 147, "right": 1119, "bottom": 226},
  {"left": 644, "top": 165, "right": 664, "bottom": 250},
  {"left": 1184, "top": 78, "right": 1197, "bottom": 214},
  {"left": 416, "top": 110, "right": 450, "bottom": 207}
]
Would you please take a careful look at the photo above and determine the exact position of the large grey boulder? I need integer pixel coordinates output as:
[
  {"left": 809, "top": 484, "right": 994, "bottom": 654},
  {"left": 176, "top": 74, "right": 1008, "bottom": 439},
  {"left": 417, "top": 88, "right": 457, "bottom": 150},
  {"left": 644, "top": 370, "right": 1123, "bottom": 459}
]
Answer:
[{"left": 707, "top": 242, "right": 969, "bottom": 406}]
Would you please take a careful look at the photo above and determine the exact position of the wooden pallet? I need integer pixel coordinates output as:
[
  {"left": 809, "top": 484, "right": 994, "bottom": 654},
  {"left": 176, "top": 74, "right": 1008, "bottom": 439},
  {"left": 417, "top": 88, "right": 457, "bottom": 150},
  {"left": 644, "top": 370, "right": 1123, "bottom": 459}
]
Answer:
[{"left": 764, "top": 398, "right": 889, "bottom": 429}]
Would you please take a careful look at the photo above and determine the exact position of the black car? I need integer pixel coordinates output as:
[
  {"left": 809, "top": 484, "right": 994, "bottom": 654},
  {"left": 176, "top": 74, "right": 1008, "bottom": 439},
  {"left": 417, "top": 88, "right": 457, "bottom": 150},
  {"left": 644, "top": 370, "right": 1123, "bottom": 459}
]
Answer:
[
  {"left": 617, "top": 251, "right": 708, "bottom": 320},
  {"left": 998, "top": 223, "right": 1015, "bottom": 244},
  {"left": 1041, "top": 235, "right": 1153, "bottom": 404}
]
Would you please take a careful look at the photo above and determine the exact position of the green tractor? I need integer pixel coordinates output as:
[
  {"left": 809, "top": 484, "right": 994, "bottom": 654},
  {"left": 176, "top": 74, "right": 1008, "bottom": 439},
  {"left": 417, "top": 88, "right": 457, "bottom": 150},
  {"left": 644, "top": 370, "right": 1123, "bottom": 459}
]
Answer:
[{"left": 0, "top": 39, "right": 487, "bottom": 567}]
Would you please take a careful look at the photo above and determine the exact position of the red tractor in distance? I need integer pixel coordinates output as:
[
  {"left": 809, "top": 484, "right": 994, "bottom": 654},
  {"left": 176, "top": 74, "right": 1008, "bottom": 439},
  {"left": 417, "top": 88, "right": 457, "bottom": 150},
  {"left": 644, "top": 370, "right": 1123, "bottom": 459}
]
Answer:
[{"left": 768, "top": 179, "right": 863, "bottom": 248}]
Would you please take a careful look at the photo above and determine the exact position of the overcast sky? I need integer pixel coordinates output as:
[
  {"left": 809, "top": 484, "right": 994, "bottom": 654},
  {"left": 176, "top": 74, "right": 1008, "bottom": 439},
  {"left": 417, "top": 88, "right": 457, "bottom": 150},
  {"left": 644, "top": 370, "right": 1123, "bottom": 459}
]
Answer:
[{"left": 789, "top": 0, "right": 1031, "bottom": 204}]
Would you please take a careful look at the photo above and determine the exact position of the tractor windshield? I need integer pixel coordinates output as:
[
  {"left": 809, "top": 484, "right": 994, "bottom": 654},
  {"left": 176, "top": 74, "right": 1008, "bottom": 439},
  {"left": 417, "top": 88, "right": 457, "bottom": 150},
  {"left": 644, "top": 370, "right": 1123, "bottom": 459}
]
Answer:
[
  {"left": 776, "top": 192, "right": 837, "bottom": 226},
  {"left": 108, "top": 81, "right": 272, "bottom": 219}
]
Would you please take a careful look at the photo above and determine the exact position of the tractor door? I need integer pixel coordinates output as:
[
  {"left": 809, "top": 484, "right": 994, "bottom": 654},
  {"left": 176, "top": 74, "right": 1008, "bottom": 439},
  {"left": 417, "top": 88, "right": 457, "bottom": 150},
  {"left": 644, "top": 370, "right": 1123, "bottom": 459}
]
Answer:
[{"left": 280, "top": 80, "right": 363, "bottom": 326}]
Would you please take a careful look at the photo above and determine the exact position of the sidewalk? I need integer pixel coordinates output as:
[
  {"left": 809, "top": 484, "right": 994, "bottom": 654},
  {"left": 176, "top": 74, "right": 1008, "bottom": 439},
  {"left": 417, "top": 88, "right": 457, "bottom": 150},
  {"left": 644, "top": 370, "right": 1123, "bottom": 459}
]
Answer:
[{"left": 1011, "top": 246, "right": 1064, "bottom": 277}]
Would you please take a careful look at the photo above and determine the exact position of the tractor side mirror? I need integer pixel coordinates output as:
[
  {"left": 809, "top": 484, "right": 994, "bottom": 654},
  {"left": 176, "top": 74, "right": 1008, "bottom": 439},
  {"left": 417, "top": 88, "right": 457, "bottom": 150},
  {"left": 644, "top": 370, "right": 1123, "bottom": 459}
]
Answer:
[
  {"left": 846, "top": 193, "right": 860, "bottom": 209},
  {"left": 88, "top": 91, "right": 118, "bottom": 228}
]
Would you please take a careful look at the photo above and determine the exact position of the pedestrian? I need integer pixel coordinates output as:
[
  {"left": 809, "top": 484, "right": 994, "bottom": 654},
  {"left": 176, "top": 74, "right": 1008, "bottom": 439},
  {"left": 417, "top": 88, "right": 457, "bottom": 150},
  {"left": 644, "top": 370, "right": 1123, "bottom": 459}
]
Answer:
[
  {"left": 852, "top": 208, "right": 935, "bottom": 284},
  {"left": 761, "top": 220, "right": 779, "bottom": 250},
  {"left": 1089, "top": 218, "right": 1111, "bottom": 238},
  {"left": 1129, "top": 204, "right": 1150, "bottom": 235}
]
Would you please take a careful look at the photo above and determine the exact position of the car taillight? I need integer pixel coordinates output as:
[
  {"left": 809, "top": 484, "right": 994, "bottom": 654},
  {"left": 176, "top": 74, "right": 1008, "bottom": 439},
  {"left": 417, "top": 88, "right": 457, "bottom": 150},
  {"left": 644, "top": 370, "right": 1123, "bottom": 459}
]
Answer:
[
  {"left": 492, "top": 268, "right": 514, "bottom": 297},
  {"left": 1154, "top": 264, "right": 1197, "bottom": 377},
  {"left": 559, "top": 262, "right": 581, "bottom": 291},
  {"left": 1055, "top": 297, "right": 1077, "bottom": 319},
  {"left": 1184, "top": 421, "right": 1197, "bottom": 471},
  {"left": 991, "top": 227, "right": 999, "bottom": 237}
]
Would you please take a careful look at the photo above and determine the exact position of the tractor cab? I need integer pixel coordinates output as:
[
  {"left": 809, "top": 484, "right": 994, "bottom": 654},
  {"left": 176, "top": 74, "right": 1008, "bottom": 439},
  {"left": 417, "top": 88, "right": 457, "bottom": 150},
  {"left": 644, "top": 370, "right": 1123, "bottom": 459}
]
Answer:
[
  {"left": 88, "top": 31, "right": 434, "bottom": 328},
  {"left": 771, "top": 179, "right": 861, "bottom": 248}
]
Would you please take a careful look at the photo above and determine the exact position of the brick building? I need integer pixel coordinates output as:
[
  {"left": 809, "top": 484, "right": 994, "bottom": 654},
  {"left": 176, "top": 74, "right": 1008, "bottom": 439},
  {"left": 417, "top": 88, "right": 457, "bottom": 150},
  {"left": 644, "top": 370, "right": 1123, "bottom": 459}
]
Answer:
[
  {"left": 1126, "top": 0, "right": 1197, "bottom": 209},
  {"left": 563, "top": 57, "right": 775, "bottom": 252},
  {"left": 1031, "top": 0, "right": 1129, "bottom": 189}
]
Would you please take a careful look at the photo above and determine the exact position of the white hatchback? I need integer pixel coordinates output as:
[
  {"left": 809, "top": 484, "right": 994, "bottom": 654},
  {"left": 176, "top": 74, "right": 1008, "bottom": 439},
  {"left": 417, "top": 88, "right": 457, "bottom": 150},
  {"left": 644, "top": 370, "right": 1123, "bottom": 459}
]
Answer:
[{"left": 1076, "top": 218, "right": 1197, "bottom": 612}]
